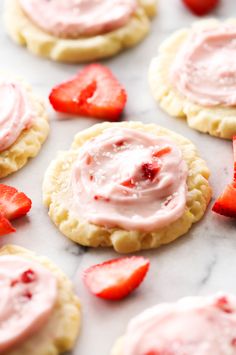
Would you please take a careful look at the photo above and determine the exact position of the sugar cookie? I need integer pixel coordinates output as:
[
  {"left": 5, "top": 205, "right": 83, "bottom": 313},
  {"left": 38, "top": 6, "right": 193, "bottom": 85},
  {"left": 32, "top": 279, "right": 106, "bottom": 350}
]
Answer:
[
  {"left": 5, "top": 0, "right": 157, "bottom": 63},
  {"left": 0, "top": 244, "right": 81, "bottom": 355},
  {"left": 149, "top": 19, "right": 236, "bottom": 139},
  {"left": 111, "top": 293, "right": 236, "bottom": 355},
  {"left": 0, "top": 74, "right": 49, "bottom": 178},
  {"left": 43, "top": 121, "right": 211, "bottom": 253}
]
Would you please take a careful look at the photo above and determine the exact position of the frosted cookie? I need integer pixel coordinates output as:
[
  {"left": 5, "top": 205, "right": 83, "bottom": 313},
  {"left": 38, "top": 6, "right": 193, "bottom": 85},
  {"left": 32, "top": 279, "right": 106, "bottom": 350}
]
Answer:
[
  {"left": 43, "top": 121, "right": 211, "bottom": 253},
  {"left": 111, "top": 293, "right": 236, "bottom": 355},
  {"left": 0, "top": 74, "right": 49, "bottom": 178},
  {"left": 149, "top": 19, "right": 236, "bottom": 139},
  {"left": 0, "top": 244, "right": 81, "bottom": 355},
  {"left": 5, "top": 0, "right": 157, "bottom": 63}
]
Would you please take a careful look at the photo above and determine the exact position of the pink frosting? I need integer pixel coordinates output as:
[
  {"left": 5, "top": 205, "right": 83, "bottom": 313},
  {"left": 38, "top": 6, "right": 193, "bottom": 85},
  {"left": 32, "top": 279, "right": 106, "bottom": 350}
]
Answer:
[
  {"left": 170, "top": 26, "right": 236, "bottom": 107},
  {"left": 0, "top": 255, "right": 57, "bottom": 353},
  {"left": 19, "top": 0, "right": 137, "bottom": 38},
  {"left": 71, "top": 128, "right": 188, "bottom": 232},
  {"left": 0, "top": 81, "right": 34, "bottom": 153},
  {"left": 124, "top": 293, "right": 236, "bottom": 355}
]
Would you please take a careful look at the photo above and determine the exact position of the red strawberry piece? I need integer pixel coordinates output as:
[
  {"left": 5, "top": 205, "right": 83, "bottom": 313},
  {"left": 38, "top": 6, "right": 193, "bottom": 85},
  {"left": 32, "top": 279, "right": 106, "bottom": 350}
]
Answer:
[
  {"left": 121, "top": 178, "right": 135, "bottom": 188},
  {"left": 86, "top": 154, "right": 93, "bottom": 165},
  {"left": 22, "top": 291, "right": 33, "bottom": 300},
  {"left": 212, "top": 137, "right": 236, "bottom": 218},
  {"left": 233, "top": 136, "right": 236, "bottom": 181},
  {"left": 83, "top": 256, "right": 150, "bottom": 300},
  {"left": 212, "top": 136, "right": 236, "bottom": 218},
  {"left": 182, "top": 0, "right": 219, "bottom": 16},
  {"left": 0, "top": 213, "right": 15, "bottom": 237},
  {"left": 94, "top": 195, "right": 110, "bottom": 202},
  {"left": 0, "top": 184, "right": 32, "bottom": 220},
  {"left": 142, "top": 161, "right": 160, "bottom": 181},
  {"left": 11, "top": 279, "right": 19, "bottom": 287},
  {"left": 49, "top": 64, "right": 127, "bottom": 121},
  {"left": 152, "top": 146, "right": 171, "bottom": 158},
  {"left": 115, "top": 140, "right": 125, "bottom": 147},
  {"left": 21, "top": 269, "right": 36, "bottom": 283},
  {"left": 215, "top": 296, "right": 232, "bottom": 313},
  {"left": 212, "top": 183, "right": 236, "bottom": 218}
]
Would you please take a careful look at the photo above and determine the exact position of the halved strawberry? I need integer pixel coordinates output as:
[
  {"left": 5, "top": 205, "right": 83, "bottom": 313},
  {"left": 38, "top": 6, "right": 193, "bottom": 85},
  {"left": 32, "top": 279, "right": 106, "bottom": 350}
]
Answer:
[
  {"left": 0, "top": 184, "right": 32, "bottom": 220},
  {"left": 49, "top": 64, "right": 127, "bottom": 121},
  {"left": 0, "top": 213, "right": 15, "bottom": 237},
  {"left": 83, "top": 256, "right": 150, "bottom": 300},
  {"left": 182, "top": 0, "right": 219, "bottom": 16},
  {"left": 212, "top": 137, "right": 236, "bottom": 218},
  {"left": 212, "top": 183, "right": 236, "bottom": 218}
]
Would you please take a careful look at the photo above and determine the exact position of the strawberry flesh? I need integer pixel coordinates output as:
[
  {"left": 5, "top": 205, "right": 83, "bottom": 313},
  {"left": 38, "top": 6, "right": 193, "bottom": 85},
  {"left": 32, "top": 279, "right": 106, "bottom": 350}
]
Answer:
[
  {"left": 83, "top": 256, "right": 150, "bottom": 300},
  {"left": 233, "top": 136, "right": 236, "bottom": 181},
  {"left": 182, "top": 0, "right": 219, "bottom": 16},
  {"left": 21, "top": 269, "right": 36, "bottom": 283},
  {"left": 0, "top": 184, "right": 32, "bottom": 220},
  {"left": 121, "top": 178, "right": 135, "bottom": 188},
  {"left": 212, "top": 136, "right": 236, "bottom": 218},
  {"left": 0, "top": 213, "right": 15, "bottom": 237},
  {"left": 212, "top": 183, "right": 236, "bottom": 218},
  {"left": 215, "top": 296, "right": 232, "bottom": 313},
  {"left": 49, "top": 64, "right": 127, "bottom": 121},
  {"left": 152, "top": 146, "right": 171, "bottom": 158},
  {"left": 22, "top": 291, "right": 33, "bottom": 300},
  {"left": 115, "top": 140, "right": 125, "bottom": 147},
  {"left": 142, "top": 162, "right": 160, "bottom": 181},
  {"left": 94, "top": 195, "right": 110, "bottom": 202}
]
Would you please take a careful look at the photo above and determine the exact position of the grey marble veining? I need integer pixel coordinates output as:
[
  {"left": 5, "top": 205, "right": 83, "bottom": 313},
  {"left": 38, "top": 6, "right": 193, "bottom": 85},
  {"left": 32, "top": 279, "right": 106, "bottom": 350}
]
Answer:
[{"left": 1, "top": 1, "right": 236, "bottom": 354}]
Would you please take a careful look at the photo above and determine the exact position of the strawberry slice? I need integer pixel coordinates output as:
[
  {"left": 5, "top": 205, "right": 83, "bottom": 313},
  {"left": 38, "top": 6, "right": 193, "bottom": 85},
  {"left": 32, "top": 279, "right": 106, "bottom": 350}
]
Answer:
[
  {"left": 152, "top": 146, "right": 171, "bottom": 158},
  {"left": 182, "top": 0, "right": 219, "bottom": 16},
  {"left": 212, "top": 136, "right": 236, "bottom": 218},
  {"left": 0, "top": 184, "right": 32, "bottom": 220},
  {"left": 0, "top": 213, "right": 15, "bottom": 237},
  {"left": 83, "top": 256, "right": 150, "bottom": 300},
  {"left": 49, "top": 64, "right": 127, "bottom": 121},
  {"left": 212, "top": 183, "right": 236, "bottom": 218}
]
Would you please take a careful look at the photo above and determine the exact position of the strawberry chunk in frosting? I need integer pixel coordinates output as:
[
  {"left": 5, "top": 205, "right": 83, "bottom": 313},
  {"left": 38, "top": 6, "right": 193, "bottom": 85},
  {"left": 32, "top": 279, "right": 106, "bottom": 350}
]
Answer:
[
  {"left": 19, "top": 0, "right": 137, "bottom": 38},
  {"left": 0, "top": 81, "right": 34, "bottom": 152},
  {"left": 0, "top": 256, "right": 57, "bottom": 353},
  {"left": 71, "top": 128, "right": 188, "bottom": 232},
  {"left": 171, "top": 26, "right": 236, "bottom": 107},
  {"left": 123, "top": 293, "right": 236, "bottom": 355}
]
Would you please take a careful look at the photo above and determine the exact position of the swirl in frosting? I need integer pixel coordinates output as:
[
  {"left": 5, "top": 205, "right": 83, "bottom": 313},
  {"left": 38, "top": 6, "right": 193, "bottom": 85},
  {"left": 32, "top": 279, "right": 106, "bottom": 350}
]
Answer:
[
  {"left": 170, "top": 26, "right": 236, "bottom": 107},
  {"left": 19, "top": 0, "right": 137, "bottom": 38},
  {"left": 0, "top": 255, "right": 57, "bottom": 353},
  {"left": 71, "top": 128, "right": 188, "bottom": 232},
  {"left": 123, "top": 293, "right": 236, "bottom": 355},
  {"left": 0, "top": 81, "right": 34, "bottom": 153}
]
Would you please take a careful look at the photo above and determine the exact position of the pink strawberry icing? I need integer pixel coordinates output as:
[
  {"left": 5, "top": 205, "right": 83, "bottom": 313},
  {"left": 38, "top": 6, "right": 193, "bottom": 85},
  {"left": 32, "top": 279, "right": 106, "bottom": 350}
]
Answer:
[
  {"left": 0, "top": 81, "right": 34, "bottom": 153},
  {"left": 123, "top": 293, "right": 236, "bottom": 355},
  {"left": 71, "top": 128, "right": 188, "bottom": 232},
  {"left": 0, "top": 255, "right": 57, "bottom": 353},
  {"left": 19, "top": 0, "right": 137, "bottom": 38},
  {"left": 171, "top": 26, "right": 236, "bottom": 107}
]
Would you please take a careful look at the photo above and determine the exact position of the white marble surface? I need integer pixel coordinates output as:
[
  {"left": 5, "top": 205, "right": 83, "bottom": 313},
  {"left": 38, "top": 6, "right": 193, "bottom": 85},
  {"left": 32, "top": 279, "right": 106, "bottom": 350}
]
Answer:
[{"left": 1, "top": 1, "right": 236, "bottom": 354}]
